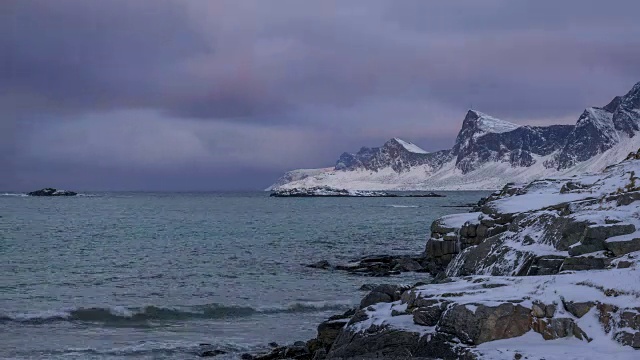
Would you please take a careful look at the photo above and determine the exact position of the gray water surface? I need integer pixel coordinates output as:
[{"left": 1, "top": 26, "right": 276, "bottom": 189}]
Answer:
[{"left": 0, "top": 191, "right": 488, "bottom": 359}]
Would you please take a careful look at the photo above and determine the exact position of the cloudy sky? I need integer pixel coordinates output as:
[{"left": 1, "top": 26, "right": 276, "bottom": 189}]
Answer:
[{"left": 3, "top": 0, "right": 640, "bottom": 191}]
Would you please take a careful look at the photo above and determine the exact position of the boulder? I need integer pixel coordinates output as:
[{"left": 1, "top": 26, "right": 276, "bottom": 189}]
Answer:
[
  {"left": 359, "top": 291, "right": 392, "bottom": 309},
  {"left": 438, "top": 303, "right": 531, "bottom": 345},
  {"left": 392, "top": 257, "right": 424, "bottom": 272},
  {"left": 412, "top": 300, "right": 449, "bottom": 326},
  {"left": 531, "top": 317, "right": 590, "bottom": 341},
  {"left": 606, "top": 237, "right": 640, "bottom": 257},
  {"left": 563, "top": 301, "right": 594, "bottom": 318},
  {"left": 359, "top": 284, "right": 409, "bottom": 308}
]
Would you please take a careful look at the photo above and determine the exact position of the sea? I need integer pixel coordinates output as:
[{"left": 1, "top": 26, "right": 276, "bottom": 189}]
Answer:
[{"left": 1, "top": 191, "right": 489, "bottom": 359}]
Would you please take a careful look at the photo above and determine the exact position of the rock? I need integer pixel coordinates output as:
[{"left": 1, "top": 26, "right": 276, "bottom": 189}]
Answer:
[
  {"left": 327, "top": 308, "right": 356, "bottom": 321},
  {"left": 311, "top": 348, "right": 327, "bottom": 360},
  {"left": 332, "top": 254, "right": 428, "bottom": 276},
  {"left": 328, "top": 325, "right": 422, "bottom": 359},
  {"left": 270, "top": 186, "right": 397, "bottom": 197},
  {"left": 531, "top": 317, "right": 590, "bottom": 341},
  {"left": 241, "top": 354, "right": 254, "bottom": 360},
  {"left": 563, "top": 301, "right": 594, "bottom": 318},
  {"left": 197, "top": 344, "right": 227, "bottom": 357},
  {"left": 615, "top": 331, "right": 640, "bottom": 349},
  {"left": 531, "top": 302, "right": 546, "bottom": 318},
  {"left": 476, "top": 224, "right": 488, "bottom": 238},
  {"left": 359, "top": 284, "right": 409, "bottom": 309},
  {"left": 392, "top": 257, "right": 424, "bottom": 272},
  {"left": 438, "top": 303, "right": 531, "bottom": 345},
  {"left": 27, "top": 188, "right": 77, "bottom": 196},
  {"left": 268, "top": 342, "right": 279, "bottom": 348},
  {"left": 560, "top": 256, "right": 606, "bottom": 271},
  {"left": 358, "top": 254, "right": 395, "bottom": 263},
  {"left": 198, "top": 349, "right": 227, "bottom": 357},
  {"left": 316, "top": 318, "right": 349, "bottom": 348},
  {"left": 597, "top": 303, "right": 619, "bottom": 334},
  {"left": 545, "top": 304, "right": 557, "bottom": 318},
  {"left": 404, "top": 192, "right": 446, "bottom": 197},
  {"left": 358, "top": 283, "right": 379, "bottom": 291},
  {"left": 568, "top": 224, "right": 636, "bottom": 256},
  {"left": 307, "top": 260, "right": 332, "bottom": 270},
  {"left": 606, "top": 237, "right": 640, "bottom": 256},
  {"left": 412, "top": 301, "right": 448, "bottom": 326},
  {"left": 359, "top": 291, "right": 392, "bottom": 309},
  {"left": 347, "top": 309, "right": 370, "bottom": 325},
  {"left": 328, "top": 325, "right": 472, "bottom": 360},
  {"left": 526, "top": 255, "right": 566, "bottom": 276},
  {"left": 252, "top": 342, "right": 310, "bottom": 360},
  {"left": 615, "top": 308, "right": 640, "bottom": 348}
]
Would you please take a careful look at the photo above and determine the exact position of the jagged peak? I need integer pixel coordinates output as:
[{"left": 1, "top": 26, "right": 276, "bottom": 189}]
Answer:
[
  {"left": 576, "top": 107, "right": 614, "bottom": 128},
  {"left": 462, "top": 110, "right": 520, "bottom": 134},
  {"left": 602, "top": 96, "right": 622, "bottom": 113},
  {"left": 387, "top": 138, "right": 428, "bottom": 154}
]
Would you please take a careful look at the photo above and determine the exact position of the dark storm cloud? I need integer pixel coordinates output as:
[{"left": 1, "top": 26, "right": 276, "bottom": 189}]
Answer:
[
  {"left": 2, "top": 0, "right": 640, "bottom": 190},
  {"left": 0, "top": 0, "right": 209, "bottom": 114}
]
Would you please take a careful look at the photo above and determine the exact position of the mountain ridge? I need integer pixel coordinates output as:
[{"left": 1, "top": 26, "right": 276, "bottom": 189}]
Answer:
[{"left": 269, "top": 81, "right": 640, "bottom": 191}]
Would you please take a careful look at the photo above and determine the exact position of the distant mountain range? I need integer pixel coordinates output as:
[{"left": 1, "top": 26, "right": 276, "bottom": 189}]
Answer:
[{"left": 268, "top": 82, "right": 640, "bottom": 191}]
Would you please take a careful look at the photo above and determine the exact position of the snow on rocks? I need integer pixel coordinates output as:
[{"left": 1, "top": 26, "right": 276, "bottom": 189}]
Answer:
[
  {"left": 269, "top": 82, "right": 640, "bottom": 192},
  {"left": 325, "top": 261, "right": 640, "bottom": 359},
  {"left": 393, "top": 138, "right": 429, "bottom": 154},
  {"left": 260, "top": 151, "right": 640, "bottom": 360},
  {"left": 269, "top": 186, "right": 396, "bottom": 197}
]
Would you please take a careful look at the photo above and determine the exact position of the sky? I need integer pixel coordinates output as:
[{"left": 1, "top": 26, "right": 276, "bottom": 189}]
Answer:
[{"left": 3, "top": 0, "right": 640, "bottom": 191}]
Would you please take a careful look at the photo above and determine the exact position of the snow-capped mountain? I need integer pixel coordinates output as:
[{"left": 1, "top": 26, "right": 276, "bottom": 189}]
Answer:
[{"left": 268, "top": 82, "right": 640, "bottom": 191}]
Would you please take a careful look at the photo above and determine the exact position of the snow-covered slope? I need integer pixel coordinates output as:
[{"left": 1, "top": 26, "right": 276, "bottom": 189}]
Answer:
[
  {"left": 269, "top": 82, "right": 640, "bottom": 191},
  {"left": 393, "top": 138, "right": 428, "bottom": 154}
]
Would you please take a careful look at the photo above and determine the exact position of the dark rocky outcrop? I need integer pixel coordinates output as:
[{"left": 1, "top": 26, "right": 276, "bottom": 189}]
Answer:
[
  {"left": 27, "top": 188, "right": 77, "bottom": 196},
  {"left": 306, "top": 254, "right": 431, "bottom": 277},
  {"left": 270, "top": 187, "right": 396, "bottom": 197},
  {"left": 271, "top": 186, "right": 445, "bottom": 198}
]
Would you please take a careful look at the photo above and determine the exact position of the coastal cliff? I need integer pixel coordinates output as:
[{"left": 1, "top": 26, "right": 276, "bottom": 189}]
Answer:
[{"left": 253, "top": 149, "right": 640, "bottom": 360}]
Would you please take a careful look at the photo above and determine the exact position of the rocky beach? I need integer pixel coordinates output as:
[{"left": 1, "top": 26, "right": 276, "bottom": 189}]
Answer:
[{"left": 246, "top": 150, "right": 640, "bottom": 360}]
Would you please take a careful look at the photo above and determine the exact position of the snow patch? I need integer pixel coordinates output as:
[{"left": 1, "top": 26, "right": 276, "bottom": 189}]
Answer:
[{"left": 393, "top": 138, "right": 428, "bottom": 154}]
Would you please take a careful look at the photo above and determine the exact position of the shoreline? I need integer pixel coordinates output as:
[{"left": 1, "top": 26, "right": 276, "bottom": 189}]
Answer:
[{"left": 242, "top": 153, "right": 640, "bottom": 360}]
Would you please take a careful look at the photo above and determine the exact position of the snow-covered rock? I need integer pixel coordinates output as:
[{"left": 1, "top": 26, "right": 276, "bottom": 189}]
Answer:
[
  {"left": 26, "top": 187, "right": 77, "bottom": 196},
  {"left": 269, "top": 186, "right": 396, "bottom": 197},
  {"left": 270, "top": 186, "right": 445, "bottom": 198},
  {"left": 282, "top": 153, "right": 640, "bottom": 360},
  {"left": 270, "top": 82, "right": 640, "bottom": 191}
]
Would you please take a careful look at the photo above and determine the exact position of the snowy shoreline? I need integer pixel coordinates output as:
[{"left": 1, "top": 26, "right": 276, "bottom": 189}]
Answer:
[{"left": 245, "top": 151, "right": 640, "bottom": 360}]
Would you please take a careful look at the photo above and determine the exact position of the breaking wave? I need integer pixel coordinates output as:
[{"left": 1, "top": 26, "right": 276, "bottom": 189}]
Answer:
[
  {"left": 0, "top": 193, "right": 28, "bottom": 197},
  {"left": 1, "top": 301, "right": 352, "bottom": 326}
]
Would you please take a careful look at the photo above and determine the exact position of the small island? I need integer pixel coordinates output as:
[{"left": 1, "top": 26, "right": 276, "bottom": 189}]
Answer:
[
  {"left": 270, "top": 186, "right": 445, "bottom": 198},
  {"left": 27, "top": 188, "right": 78, "bottom": 197}
]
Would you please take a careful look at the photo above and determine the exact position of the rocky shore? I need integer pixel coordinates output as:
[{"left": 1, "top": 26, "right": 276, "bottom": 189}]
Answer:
[
  {"left": 270, "top": 186, "right": 444, "bottom": 198},
  {"left": 236, "top": 150, "right": 640, "bottom": 359}
]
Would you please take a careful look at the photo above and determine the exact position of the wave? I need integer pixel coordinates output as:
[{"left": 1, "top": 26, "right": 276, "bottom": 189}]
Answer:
[
  {"left": 0, "top": 193, "right": 97, "bottom": 197},
  {"left": 25, "top": 341, "right": 252, "bottom": 358},
  {"left": 0, "top": 193, "right": 28, "bottom": 197},
  {"left": 0, "top": 301, "right": 352, "bottom": 326},
  {"left": 386, "top": 204, "right": 419, "bottom": 208}
]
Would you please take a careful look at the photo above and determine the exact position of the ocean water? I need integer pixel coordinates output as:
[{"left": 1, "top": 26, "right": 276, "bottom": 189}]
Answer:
[{"left": 1, "top": 191, "right": 489, "bottom": 359}]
